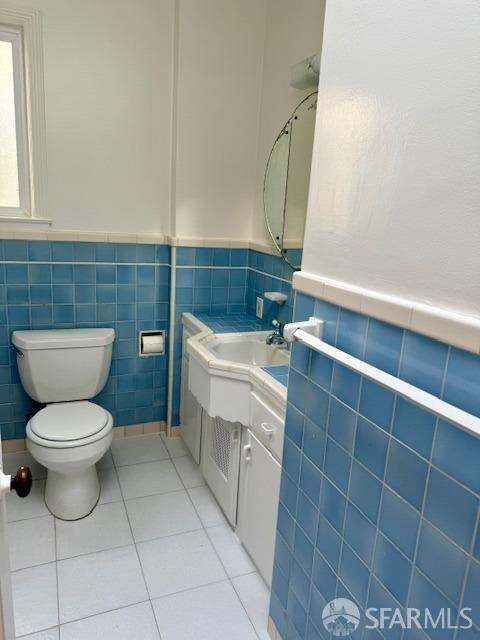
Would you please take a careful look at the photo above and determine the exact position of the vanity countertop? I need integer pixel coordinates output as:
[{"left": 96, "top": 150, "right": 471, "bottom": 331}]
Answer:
[{"left": 262, "top": 365, "right": 289, "bottom": 388}]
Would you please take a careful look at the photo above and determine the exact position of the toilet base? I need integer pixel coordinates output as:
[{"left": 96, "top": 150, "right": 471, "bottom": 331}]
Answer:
[{"left": 45, "top": 466, "right": 100, "bottom": 520}]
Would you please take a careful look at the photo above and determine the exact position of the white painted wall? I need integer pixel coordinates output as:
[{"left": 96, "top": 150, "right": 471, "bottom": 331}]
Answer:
[
  {"left": 173, "top": 0, "right": 267, "bottom": 240},
  {"left": 303, "top": 0, "right": 480, "bottom": 317},
  {"left": 251, "top": 0, "right": 325, "bottom": 245},
  {"left": 5, "top": 0, "right": 175, "bottom": 234}
]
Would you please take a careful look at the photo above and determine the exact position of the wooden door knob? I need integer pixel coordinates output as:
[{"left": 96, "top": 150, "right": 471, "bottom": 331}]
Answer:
[{"left": 10, "top": 466, "right": 32, "bottom": 498}]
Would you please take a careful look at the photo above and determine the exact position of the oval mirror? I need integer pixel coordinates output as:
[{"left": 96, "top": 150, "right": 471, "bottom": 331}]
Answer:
[{"left": 264, "top": 92, "right": 317, "bottom": 269}]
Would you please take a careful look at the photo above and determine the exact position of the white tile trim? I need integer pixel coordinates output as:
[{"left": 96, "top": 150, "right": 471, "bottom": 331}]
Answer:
[{"left": 293, "top": 270, "right": 480, "bottom": 354}]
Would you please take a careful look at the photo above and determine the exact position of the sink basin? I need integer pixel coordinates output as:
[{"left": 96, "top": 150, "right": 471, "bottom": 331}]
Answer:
[{"left": 206, "top": 334, "right": 290, "bottom": 367}]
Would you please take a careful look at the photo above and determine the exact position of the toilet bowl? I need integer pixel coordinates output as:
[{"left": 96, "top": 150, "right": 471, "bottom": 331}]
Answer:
[
  {"left": 26, "top": 401, "right": 113, "bottom": 520},
  {"left": 12, "top": 328, "right": 115, "bottom": 520}
]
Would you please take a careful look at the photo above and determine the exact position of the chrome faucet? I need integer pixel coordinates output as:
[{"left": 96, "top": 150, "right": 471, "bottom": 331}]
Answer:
[{"left": 266, "top": 320, "right": 287, "bottom": 346}]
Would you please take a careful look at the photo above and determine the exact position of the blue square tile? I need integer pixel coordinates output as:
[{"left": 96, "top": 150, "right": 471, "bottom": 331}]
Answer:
[
  {"left": 117, "top": 285, "right": 136, "bottom": 303},
  {"left": 443, "top": 347, "right": 480, "bottom": 417},
  {"left": 391, "top": 397, "right": 436, "bottom": 459},
  {"left": 324, "top": 437, "right": 351, "bottom": 493},
  {"left": 156, "top": 245, "right": 170, "bottom": 264},
  {"left": 315, "top": 513, "right": 342, "bottom": 571},
  {"left": 287, "top": 590, "right": 307, "bottom": 638},
  {"left": 299, "top": 456, "right": 322, "bottom": 504},
  {"left": 96, "top": 285, "right": 116, "bottom": 303},
  {"left": 7, "top": 285, "right": 29, "bottom": 305},
  {"left": 28, "top": 241, "right": 51, "bottom": 261},
  {"left": 136, "top": 244, "right": 155, "bottom": 263},
  {"left": 385, "top": 440, "right": 428, "bottom": 510},
  {"left": 296, "top": 491, "right": 319, "bottom": 543},
  {"left": 354, "top": 417, "right": 389, "bottom": 479},
  {"left": 399, "top": 331, "right": 448, "bottom": 397},
  {"left": 229, "top": 269, "right": 246, "bottom": 287},
  {"left": 313, "top": 299, "right": 339, "bottom": 345},
  {"left": 53, "top": 305, "right": 74, "bottom": 324},
  {"left": 136, "top": 303, "right": 154, "bottom": 321},
  {"left": 6, "top": 264, "right": 28, "bottom": 284},
  {"left": 195, "top": 287, "right": 212, "bottom": 305},
  {"left": 96, "top": 264, "right": 116, "bottom": 284},
  {"left": 339, "top": 544, "right": 370, "bottom": 606},
  {"left": 283, "top": 437, "right": 301, "bottom": 483},
  {"left": 230, "top": 249, "right": 247, "bottom": 266},
  {"left": 176, "top": 268, "right": 194, "bottom": 288},
  {"left": 309, "top": 352, "right": 333, "bottom": 391},
  {"left": 433, "top": 420, "right": 480, "bottom": 493},
  {"left": 294, "top": 293, "right": 315, "bottom": 323},
  {"left": 115, "top": 244, "right": 137, "bottom": 263},
  {"left": 424, "top": 468, "right": 478, "bottom": 551},
  {"left": 367, "top": 578, "right": 403, "bottom": 636},
  {"left": 75, "top": 285, "right": 95, "bottom": 303},
  {"left": 213, "top": 248, "right": 230, "bottom": 266},
  {"left": 138, "top": 285, "right": 155, "bottom": 302},
  {"left": 365, "top": 319, "right": 404, "bottom": 376},
  {"left": 332, "top": 363, "right": 361, "bottom": 409},
  {"left": 4, "top": 240, "right": 27, "bottom": 261},
  {"left": 74, "top": 265, "right": 95, "bottom": 284},
  {"left": 336, "top": 309, "right": 368, "bottom": 358},
  {"left": 289, "top": 559, "right": 310, "bottom": 611},
  {"left": 94, "top": 242, "right": 115, "bottom": 262},
  {"left": 176, "top": 248, "right": 195, "bottom": 266},
  {"left": 117, "top": 265, "right": 135, "bottom": 284},
  {"left": 52, "top": 264, "right": 73, "bottom": 284},
  {"left": 302, "top": 418, "right": 326, "bottom": 470},
  {"left": 212, "top": 270, "right": 228, "bottom": 287},
  {"left": 373, "top": 533, "right": 412, "bottom": 604},
  {"left": 75, "top": 305, "right": 95, "bottom": 322},
  {"left": 344, "top": 502, "right": 376, "bottom": 566},
  {"left": 416, "top": 520, "right": 467, "bottom": 605},
  {"left": 52, "top": 285, "right": 73, "bottom": 304},
  {"left": 97, "top": 304, "right": 116, "bottom": 322},
  {"left": 379, "top": 487, "right": 419, "bottom": 560},
  {"left": 409, "top": 570, "right": 458, "bottom": 636},
  {"left": 277, "top": 503, "right": 295, "bottom": 549},
  {"left": 285, "top": 403, "right": 304, "bottom": 448},
  {"left": 320, "top": 478, "right": 346, "bottom": 533},
  {"left": 327, "top": 398, "right": 357, "bottom": 453},
  {"left": 294, "top": 525, "right": 314, "bottom": 577},
  {"left": 312, "top": 550, "right": 337, "bottom": 602},
  {"left": 137, "top": 265, "right": 155, "bottom": 284},
  {"left": 193, "top": 269, "right": 212, "bottom": 288},
  {"left": 31, "top": 305, "right": 52, "bottom": 326},
  {"left": 51, "top": 242, "right": 74, "bottom": 262},
  {"left": 359, "top": 379, "right": 395, "bottom": 433},
  {"left": 194, "top": 248, "right": 212, "bottom": 266},
  {"left": 74, "top": 242, "right": 95, "bottom": 262},
  {"left": 29, "top": 264, "right": 51, "bottom": 284},
  {"left": 348, "top": 461, "right": 382, "bottom": 523}
]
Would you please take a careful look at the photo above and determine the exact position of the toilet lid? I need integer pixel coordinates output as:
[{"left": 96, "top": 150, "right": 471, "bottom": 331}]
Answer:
[{"left": 30, "top": 401, "right": 109, "bottom": 441}]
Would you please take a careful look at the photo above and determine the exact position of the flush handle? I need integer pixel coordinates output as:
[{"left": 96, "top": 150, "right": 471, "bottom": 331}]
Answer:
[
  {"left": 243, "top": 444, "right": 252, "bottom": 462},
  {"left": 261, "top": 422, "right": 275, "bottom": 437}
]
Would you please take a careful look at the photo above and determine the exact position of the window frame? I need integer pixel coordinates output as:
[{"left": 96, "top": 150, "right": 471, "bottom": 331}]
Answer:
[
  {"left": 0, "top": 5, "right": 48, "bottom": 223},
  {"left": 0, "top": 24, "right": 31, "bottom": 217}
]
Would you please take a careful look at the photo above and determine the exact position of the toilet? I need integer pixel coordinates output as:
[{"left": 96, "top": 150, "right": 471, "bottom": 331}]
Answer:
[{"left": 12, "top": 328, "right": 115, "bottom": 520}]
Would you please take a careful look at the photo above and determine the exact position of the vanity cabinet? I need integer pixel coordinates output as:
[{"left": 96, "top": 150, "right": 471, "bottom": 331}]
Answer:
[{"left": 237, "top": 428, "right": 281, "bottom": 587}]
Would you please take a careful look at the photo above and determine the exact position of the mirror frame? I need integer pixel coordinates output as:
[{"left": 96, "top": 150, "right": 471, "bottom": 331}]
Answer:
[{"left": 263, "top": 91, "right": 318, "bottom": 271}]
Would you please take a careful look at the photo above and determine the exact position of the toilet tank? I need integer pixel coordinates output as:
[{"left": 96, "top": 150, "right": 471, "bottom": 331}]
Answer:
[{"left": 12, "top": 328, "right": 115, "bottom": 403}]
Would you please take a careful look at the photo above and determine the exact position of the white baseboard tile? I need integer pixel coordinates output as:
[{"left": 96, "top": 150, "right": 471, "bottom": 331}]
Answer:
[
  {"left": 293, "top": 270, "right": 480, "bottom": 354},
  {"left": 268, "top": 616, "right": 281, "bottom": 639}
]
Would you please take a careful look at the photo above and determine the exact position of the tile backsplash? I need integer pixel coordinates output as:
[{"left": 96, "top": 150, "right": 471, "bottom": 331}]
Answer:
[
  {"left": 0, "top": 239, "right": 170, "bottom": 439},
  {"left": 270, "top": 292, "right": 480, "bottom": 640}
]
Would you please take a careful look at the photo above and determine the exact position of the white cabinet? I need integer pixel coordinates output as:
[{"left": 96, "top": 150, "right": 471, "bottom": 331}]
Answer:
[
  {"left": 237, "top": 428, "right": 281, "bottom": 587},
  {"left": 201, "top": 411, "right": 241, "bottom": 526},
  {"left": 181, "top": 327, "right": 202, "bottom": 463}
]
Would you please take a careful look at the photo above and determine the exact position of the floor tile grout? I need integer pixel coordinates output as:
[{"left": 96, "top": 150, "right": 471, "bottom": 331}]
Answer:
[{"left": 10, "top": 434, "right": 270, "bottom": 639}]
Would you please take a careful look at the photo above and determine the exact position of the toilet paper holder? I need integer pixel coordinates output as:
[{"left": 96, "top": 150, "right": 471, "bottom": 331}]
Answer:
[{"left": 138, "top": 330, "right": 165, "bottom": 357}]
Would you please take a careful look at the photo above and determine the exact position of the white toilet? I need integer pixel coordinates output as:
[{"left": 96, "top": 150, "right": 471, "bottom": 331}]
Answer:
[{"left": 12, "top": 328, "right": 115, "bottom": 520}]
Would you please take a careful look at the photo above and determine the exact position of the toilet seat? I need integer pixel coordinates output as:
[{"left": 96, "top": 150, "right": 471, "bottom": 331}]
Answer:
[{"left": 27, "top": 401, "right": 113, "bottom": 449}]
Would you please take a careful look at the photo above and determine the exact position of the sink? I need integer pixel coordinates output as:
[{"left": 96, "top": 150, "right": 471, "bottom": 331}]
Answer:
[{"left": 205, "top": 334, "right": 290, "bottom": 367}]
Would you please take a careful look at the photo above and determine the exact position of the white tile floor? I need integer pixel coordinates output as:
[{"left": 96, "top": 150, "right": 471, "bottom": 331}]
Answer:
[{"left": 4, "top": 433, "right": 271, "bottom": 639}]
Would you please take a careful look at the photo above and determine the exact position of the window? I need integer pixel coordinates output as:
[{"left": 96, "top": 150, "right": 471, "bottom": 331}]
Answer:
[
  {"left": 0, "top": 6, "right": 47, "bottom": 221},
  {"left": 0, "top": 26, "right": 30, "bottom": 216}
]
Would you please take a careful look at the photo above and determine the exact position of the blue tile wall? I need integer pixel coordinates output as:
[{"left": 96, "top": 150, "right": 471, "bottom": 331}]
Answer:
[
  {"left": 271, "top": 291, "right": 480, "bottom": 640},
  {"left": 0, "top": 240, "right": 170, "bottom": 439},
  {"left": 171, "top": 247, "right": 295, "bottom": 426}
]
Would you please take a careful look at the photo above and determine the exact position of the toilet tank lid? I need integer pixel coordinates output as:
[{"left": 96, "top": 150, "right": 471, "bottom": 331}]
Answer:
[{"left": 12, "top": 328, "right": 115, "bottom": 350}]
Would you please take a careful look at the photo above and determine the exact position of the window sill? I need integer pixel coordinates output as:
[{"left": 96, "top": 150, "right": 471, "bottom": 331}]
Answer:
[{"left": 0, "top": 216, "right": 52, "bottom": 225}]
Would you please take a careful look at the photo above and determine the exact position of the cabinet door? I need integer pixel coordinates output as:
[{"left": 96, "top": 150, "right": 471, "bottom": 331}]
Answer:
[
  {"left": 237, "top": 429, "right": 281, "bottom": 587},
  {"left": 201, "top": 412, "right": 241, "bottom": 526},
  {"left": 180, "top": 354, "right": 202, "bottom": 464}
]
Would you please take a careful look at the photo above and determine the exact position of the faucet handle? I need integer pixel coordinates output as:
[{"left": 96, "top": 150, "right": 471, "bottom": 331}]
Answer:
[{"left": 272, "top": 319, "right": 279, "bottom": 328}]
